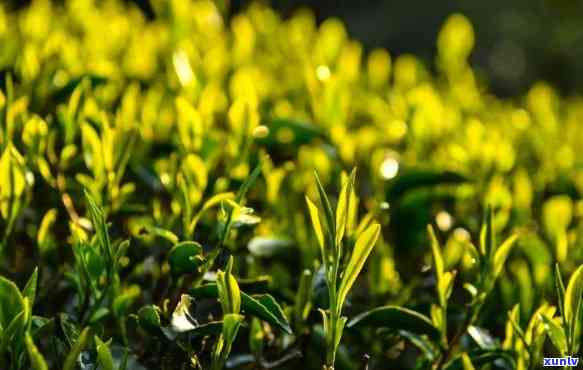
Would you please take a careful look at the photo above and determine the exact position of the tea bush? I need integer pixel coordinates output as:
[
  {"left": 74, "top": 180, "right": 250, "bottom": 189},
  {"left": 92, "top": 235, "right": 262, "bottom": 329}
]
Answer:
[{"left": 0, "top": 1, "right": 582, "bottom": 369}]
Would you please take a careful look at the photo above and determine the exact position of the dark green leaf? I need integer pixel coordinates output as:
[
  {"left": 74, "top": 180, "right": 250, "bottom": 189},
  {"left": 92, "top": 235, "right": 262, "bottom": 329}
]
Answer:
[
  {"left": 0, "top": 276, "right": 24, "bottom": 329},
  {"left": 137, "top": 305, "right": 163, "bottom": 337},
  {"left": 23, "top": 267, "right": 39, "bottom": 307},
  {"left": 385, "top": 169, "right": 467, "bottom": 201},
  {"left": 95, "top": 336, "right": 114, "bottom": 370},
  {"left": 347, "top": 305, "right": 441, "bottom": 341},
  {"left": 63, "top": 326, "right": 92, "bottom": 370},
  {"left": 190, "top": 284, "right": 292, "bottom": 334},
  {"left": 25, "top": 333, "right": 48, "bottom": 370},
  {"left": 168, "top": 241, "right": 204, "bottom": 277}
]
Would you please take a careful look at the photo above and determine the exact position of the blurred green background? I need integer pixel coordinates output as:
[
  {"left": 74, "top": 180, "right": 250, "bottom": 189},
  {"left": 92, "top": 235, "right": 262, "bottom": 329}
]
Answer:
[
  {"left": 242, "top": 0, "right": 583, "bottom": 97},
  {"left": 7, "top": 0, "right": 583, "bottom": 96}
]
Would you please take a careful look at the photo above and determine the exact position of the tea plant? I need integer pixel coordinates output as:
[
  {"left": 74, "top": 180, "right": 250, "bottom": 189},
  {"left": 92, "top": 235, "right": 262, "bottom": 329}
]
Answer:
[{"left": 306, "top": 169, "right": 381, "bottom": 368}]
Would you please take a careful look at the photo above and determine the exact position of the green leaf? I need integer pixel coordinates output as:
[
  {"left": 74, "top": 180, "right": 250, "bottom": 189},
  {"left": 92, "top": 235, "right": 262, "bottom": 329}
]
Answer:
[
  {"left": 236, "top": 162, "right": 262, "bottom": 203},
  {"left": 306, "top": 195, "right": 326, "bottom": 262},
  {"left": 564, "top": 265, "right": 583, "bottom": 326},
  {"left": 428, "top": 225, "right": 453, "bottom": 307},
  {"left": 140, "top": 224, "right": 179, "bottom": 244},
  {"left": 564, "top": 264, "right": 583, "bottom": 348},
  {"left": 347, "top": 305, "right": 441, "bottom": 341},
  {"left": 63, "top": 326, "right": 92, "bottom": 370},
  {"left": 555, "top": 263, "right": 566, "bottom": 326},
  {"left": 190, "top": 285, "right": 292, "bottom": 334},
  {"left": 23, "top": 267, "right": 39, "bottom": 307},
  {"left": 37, "top": 209, "right": 57, "bottom": 250},
  {"left": 0, "top": 144, "right": 27, "bottom": 220},
  {"left": 335, "top": 168, "right": 356, "bottom": 247},
  {"left": 168, "top": 241, "right": 204, "bottom": 277},
  {"left": 427, "top": 225, "right": 444, "bottom": 280},
  {"left": 222, "top": 313, "right": 244, "bottom": 345},
  {"left": 461, "top": 353, "right": 476, "bottom": 370},
  {"left": 254, "top": 294, "right": 288, "bottom": 329},
  {"left": 398, "top": 330, "right": 438, "bottom": 361},
  {"left": 25, "top": 333, "right": 48, "bottom": 370},
  {"left": 543, "top": 196, "right": 572, "bottom": 238},
  {"left": 81, "top": 122, "right": 104, "bottom": 177},
  {"left": 492, "top": 234, "right": 518, "bottom": 279},
  {"left": 84, "top": 190, "right": 112, "bottom": 264},
  {"left": 188, "top": 192, "right": 235, "bottom": 234},
  {"left": 314, "top": 171, "right": 336, "bottom": 248},
  {"left": 137, "top": 305, "right": 163, "bottom": 337},
  {"left": 479, "top": 206, "right": 494, "bottom": 259},
  {"left": 332, "top": 316, "right": 347, "bottom": 364},
  {"left": 249, "top": 318, "right": 264, "bottom": 357},
  {"left": 336, "top": 223, "right": 381, "bottom": 309},
  {"left": 217, "top": 256, "right": 241, "bottom": 315},
  {"left": 0, "top": 299, "right": 29, "bottom": 353},
  {"left": 439, "top": 271, "right": 456, "bottom": 305},
  {"left": 0, "top": 275, "right": 24, "bottom": 329},
  {"left": 443, "top": 349, "right": 514, "bottom": 370},
  {"left": 540, "top": 314, "right": 567, "bottom": 355},
  {"left": 294, "top": 269, "right": 314, "bottom": 323},
  {"left": 95, "top": 336, "right": 114, "bottom": 370},
  {"left": 310, "top": 325, "right": 356, "bottom": 370}
]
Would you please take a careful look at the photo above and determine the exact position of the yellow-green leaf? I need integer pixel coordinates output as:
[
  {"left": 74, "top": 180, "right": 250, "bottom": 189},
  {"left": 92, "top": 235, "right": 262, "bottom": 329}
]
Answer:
[
  {"left": 461, "top": 353, "right": 476, "bottom": 370},
  {"left": 0, "top": 144, "right": 27, "bottom": 219},
  {"left": 95, "top": 336, "right": 114, "bottom": 370},
  {"left": 492, "top": 234, "right": 518, "bottom": 279},
  {"left": 428, "top": 225, "right": 444, "bottom": 282},
  {"left": 540, "top": 314, "right": 567, "bottom": 355},
  {"left": 25, "top": 333, "right": 48, "bottom": 370},
  {"left": 337, "top": 223, "right": 381, "bottom": 309},
  {"left": 306, "top": 195, "right": 325, "bottom": 261},
  {"left": 63, "top": 326, "right": 92, "bottom": 370},
  {"left": 335, "top": 168, "right": 356, "bottom": 247},
  {"left": 564, "top": 265, "right": 583, "bottom": 329},
  {"left": 217, "top": 257, "right": 241, "bottom": 315}
]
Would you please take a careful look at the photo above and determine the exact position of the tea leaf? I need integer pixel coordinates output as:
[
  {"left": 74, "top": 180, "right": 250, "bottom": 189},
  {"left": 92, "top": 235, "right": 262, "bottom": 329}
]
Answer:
[
  {"left": 564, "top": 265, "right": 583, "bottom": 326},
  {"left": 306, "top": 195, "right": 326, "bottom": 261},
  {"left": 168, "top": 241, "right": 204, "bottom": 277},
  {"left": 492, "top": 234, "right": 518, "bottom": 279},
  {"left": 314, "top": 171, "right": 336, "bottom": 248},
  {"left": 137, "top": 305, "right": 163, "bottom": 337},
  {"left": 540, "top": 314, "right": 567, "bottom": 355},
  {"left": 25, "top": 333, "right": 48, "bottom": 370},
  {"left": 335, "top": 168, "right": 356, "bottom": 247},
  {"left": 347, "top": 305, "right": 441, "bottom": 341},
  {"left": 337, "top": 223, "right": 380, "bottom": 309},
  {"left": 461, "top": 353, "right": 475, "bottom": 370},
  {"left": 189, "top": 284, "right": 292, "bottom": 334},
  {"left": 63, "top": 326, "right": 92, "bottom": 370},
  {"left": 0, "top": 276, "right": 24, "bottom": 329},
  {"left": 217, "top": 256, "right": 241, "bottom": 315},
  {"left": 23, "top": 267, "right": 39, "bottom": 307},
  {"left": 95, "top": 336, "right": 114, "bottom": 370}
]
